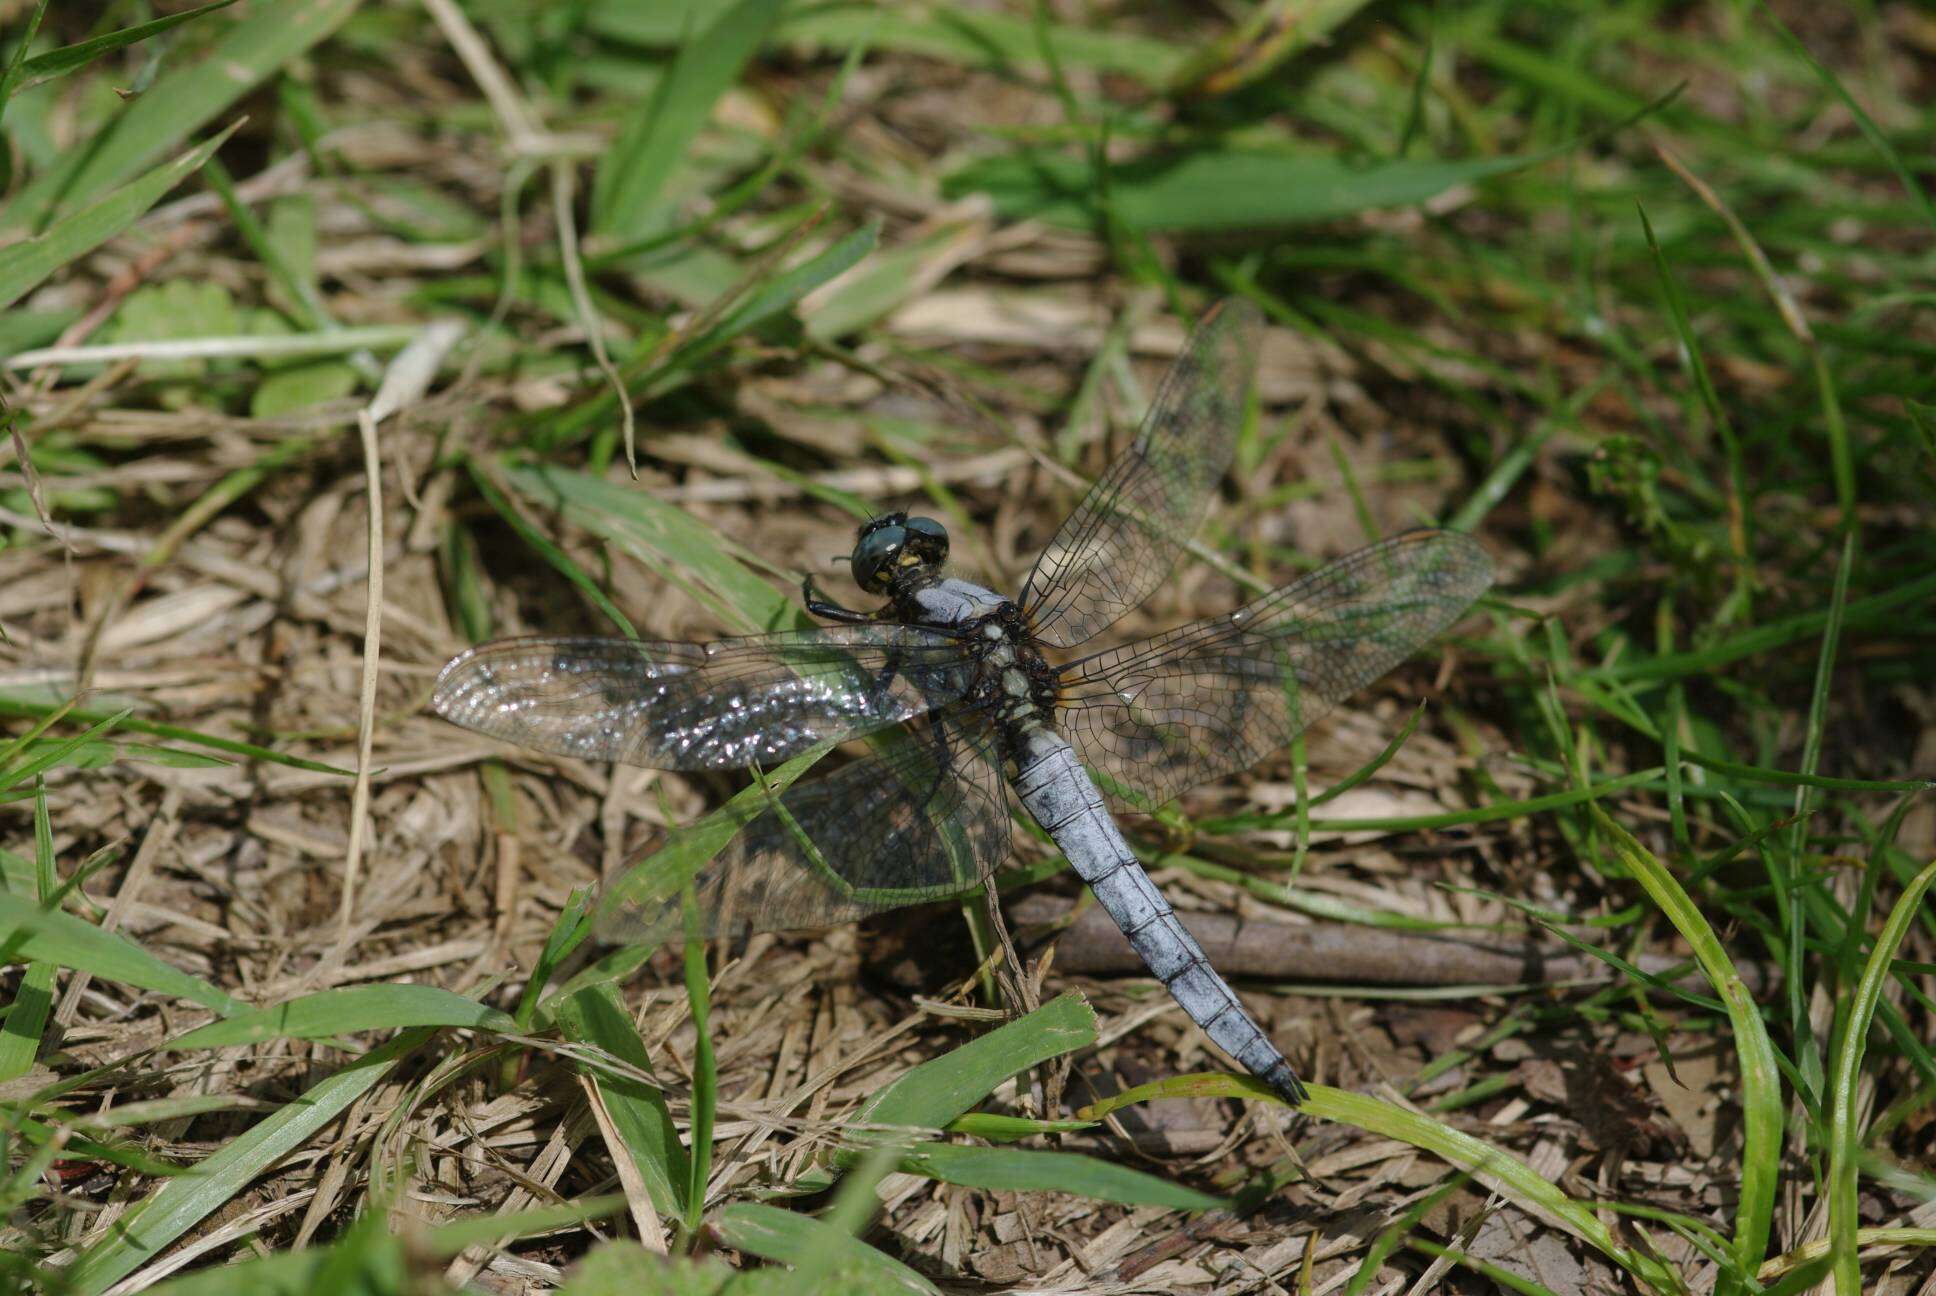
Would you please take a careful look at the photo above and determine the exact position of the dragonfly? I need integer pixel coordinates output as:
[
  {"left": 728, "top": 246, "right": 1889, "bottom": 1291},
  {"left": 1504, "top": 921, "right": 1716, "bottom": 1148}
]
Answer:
[{"left": 432, "top": 299, "right": 1493, "bottom": 1106}]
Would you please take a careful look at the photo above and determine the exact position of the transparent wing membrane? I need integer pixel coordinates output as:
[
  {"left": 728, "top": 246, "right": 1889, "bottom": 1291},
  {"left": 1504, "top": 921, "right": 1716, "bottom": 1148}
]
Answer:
[
  {"left": 1019, "top": 298, "right": 1264, "bottom": 649},
  {"left": 430, "top": 300, "right": 1494, "bottom": 975},
  {"left": 431, "top": 628, "right": 972, "bottom": 771},
  {"left": 1055, "top": 531, "right": 1494, "bottom": 812}
]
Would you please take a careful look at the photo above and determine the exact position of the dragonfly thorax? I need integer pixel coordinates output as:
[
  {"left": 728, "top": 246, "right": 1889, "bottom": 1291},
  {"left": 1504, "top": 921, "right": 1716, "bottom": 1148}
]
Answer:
[{"left": 956, "top": 603, "right": 1061, "bottom": 734}]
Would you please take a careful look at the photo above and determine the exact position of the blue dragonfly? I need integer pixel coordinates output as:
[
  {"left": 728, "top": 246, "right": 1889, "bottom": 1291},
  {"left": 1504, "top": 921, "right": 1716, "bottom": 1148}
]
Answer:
[{"left": 432, "top": 299, "right": 1493, "bottom": 1105}]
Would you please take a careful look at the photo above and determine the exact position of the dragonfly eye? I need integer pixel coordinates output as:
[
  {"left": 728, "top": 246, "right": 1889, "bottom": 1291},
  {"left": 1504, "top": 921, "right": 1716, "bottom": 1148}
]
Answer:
[
  {"left": 903, "top": 516, "right": 949, "bottom": 565},
  {"left": 852, "top": 524, "right": 907, "bottom": 593}
]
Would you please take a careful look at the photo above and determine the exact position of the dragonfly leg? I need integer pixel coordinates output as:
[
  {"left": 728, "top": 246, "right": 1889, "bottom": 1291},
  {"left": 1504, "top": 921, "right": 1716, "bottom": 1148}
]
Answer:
[{"left": 801, "top": 573, "right": 875, "bottom": 624}]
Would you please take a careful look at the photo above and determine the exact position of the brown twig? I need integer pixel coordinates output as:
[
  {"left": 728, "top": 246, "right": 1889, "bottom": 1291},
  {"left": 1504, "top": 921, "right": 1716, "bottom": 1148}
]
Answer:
[{"left": 1013, "top": 895, "right": 1777, "bottom": 995}]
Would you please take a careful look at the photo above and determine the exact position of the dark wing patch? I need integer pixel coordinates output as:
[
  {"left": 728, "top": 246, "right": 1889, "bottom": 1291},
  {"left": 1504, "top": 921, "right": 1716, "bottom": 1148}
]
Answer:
[{"left": 595, "top": 710, "right": 1013, "bottom": 941}]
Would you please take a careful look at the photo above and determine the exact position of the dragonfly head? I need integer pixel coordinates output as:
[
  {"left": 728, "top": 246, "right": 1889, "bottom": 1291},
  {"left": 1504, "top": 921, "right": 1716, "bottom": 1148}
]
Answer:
[{"left": 852, "top": 512, "right": 949, "bottom": 594}]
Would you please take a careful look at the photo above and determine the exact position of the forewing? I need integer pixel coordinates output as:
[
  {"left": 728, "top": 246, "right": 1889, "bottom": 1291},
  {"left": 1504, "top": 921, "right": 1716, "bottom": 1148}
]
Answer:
[
  {"left": 595, "top": 711, "right": 1012, "bottom": 942},
  {"left": 1018, "top": 297, "right": 1264, "bottom": 648},
  {"left": 431, "top": 627, "right": 973, "bottom": 771},
  {"left": 1054, "top": 531, "right": 1493, "bottom": 812}
]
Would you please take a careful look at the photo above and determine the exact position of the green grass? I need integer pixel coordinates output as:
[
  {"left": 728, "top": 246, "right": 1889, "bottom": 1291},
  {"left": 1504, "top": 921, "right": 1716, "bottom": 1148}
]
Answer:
[{"left": 1, "top": 1, "right": 1933, "bottom": 1293}]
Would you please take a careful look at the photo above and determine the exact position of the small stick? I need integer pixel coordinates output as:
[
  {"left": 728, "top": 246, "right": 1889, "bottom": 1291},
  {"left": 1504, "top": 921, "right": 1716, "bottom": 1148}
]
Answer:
[{"left": 1015, "top": 896, "right": 1776, "bottom": 995}]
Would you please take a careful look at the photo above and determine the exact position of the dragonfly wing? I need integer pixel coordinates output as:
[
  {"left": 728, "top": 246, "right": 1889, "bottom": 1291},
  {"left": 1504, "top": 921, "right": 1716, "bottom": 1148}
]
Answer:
[
  {"left": 596, "top": 709, "right": 1012, "bottom": 941},
  {"left": 1054, "top": 531, "right": 1494, "bottom": 812},
  {"left": 431, "top": 627, "right": 973, "bottom": 771},
  {"left": 1018, "top": 298, "right": 1263, "bottom": 649}
]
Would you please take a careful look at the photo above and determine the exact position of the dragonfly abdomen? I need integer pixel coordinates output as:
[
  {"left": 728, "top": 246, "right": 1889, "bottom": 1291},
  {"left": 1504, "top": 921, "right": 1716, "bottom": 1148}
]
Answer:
[{"left": 1010, "top": 728, "right": 1309, "bottom": 1107}]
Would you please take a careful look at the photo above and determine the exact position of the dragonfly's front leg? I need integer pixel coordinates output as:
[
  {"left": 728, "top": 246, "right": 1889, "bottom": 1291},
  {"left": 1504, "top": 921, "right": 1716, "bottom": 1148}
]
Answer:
[{"left": 801, "top": 573, "right": 876, "bottom": 624}]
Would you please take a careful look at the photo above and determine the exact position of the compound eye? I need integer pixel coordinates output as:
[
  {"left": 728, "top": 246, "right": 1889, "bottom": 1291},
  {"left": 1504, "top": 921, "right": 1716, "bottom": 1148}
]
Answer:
[
  {"left": 852, "top": 525, "right": 907, "bottom": 593},
  {"left": 903, "top": 516, "right": 950, "bottom": 563}
]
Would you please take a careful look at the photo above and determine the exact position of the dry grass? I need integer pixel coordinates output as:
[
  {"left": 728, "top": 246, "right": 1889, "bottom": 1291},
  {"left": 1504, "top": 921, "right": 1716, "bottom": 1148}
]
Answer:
[{"left": 2, "top": 2, "right": 1934, "bottom": 1294}]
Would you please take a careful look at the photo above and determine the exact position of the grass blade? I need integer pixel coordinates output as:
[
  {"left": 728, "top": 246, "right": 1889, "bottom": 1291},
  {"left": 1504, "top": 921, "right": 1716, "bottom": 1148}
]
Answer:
[
  {"left": 13, "top": 1, "right": 240, "bottom": 92},
  {"left": 1827, "top": 859, "right": 1936, "bottom": 1295},
  {"left": 590, "top": 0, "right": 787, "bottom": 240},
  {"left": 467, "top": 459, "right": 637, "bottom": 639},
  {"left": 554, "top": 984, "right": 687, "bottom": 1222},
  {"left": 781, "top": 993, "right": 1098, "bottom": 1198},
  {"left": 895, "top": 1143, "right": 1221, "bottom": 1210},
  {"left": 0, "top": 890, "right": 243, "bottom": 1017},
  {"left": 591, "top": 5, "right": 1181, "bottom": 86},
  {"left": 0, "top": 0, "right": 50, "bottom": 125},
  {"left": 504, "top": 464, "right": 793, "bottom": 633},
  {"left": 712, "top": 1201, "right": 939, "bottom": 1295},
  {"left": 948, "top": 147, "right": 1558, "bottom": 232},
  {"left": 0, "top": 782, "right": 57, "bottom": 1083},
  {"left": 0, "top": 121, "right": 240, "bottom": 310},
  {"left": 1314, "top": 1082, "right": 1686, "bottom": 1293},
  {"left": 160, "top": 986, "right": 516, "bottom": 1050},
  {"left": 1594, "top": 806, "right": 1781, "bottom": 1295},
  {"left": 0, "top": 694, "right": 353, "bottom": 777},
  {"left": 681, "top": 904, "right": 716, "bottom": 1239},
  {"left": 0, "top": 0, "right": 360, "bottom": 237},
  {"left": 855, "top": 992, "right": 1097, "bottom": 1133},
  {"left": 580, "top": 743, "right": 831, "bottom": 953},
  {"left": 64, "top": 1028, "right": 433, "bottom": 1294},
  {"left": 1760, "top": 6, "right": 1936, "bottom": 233}
]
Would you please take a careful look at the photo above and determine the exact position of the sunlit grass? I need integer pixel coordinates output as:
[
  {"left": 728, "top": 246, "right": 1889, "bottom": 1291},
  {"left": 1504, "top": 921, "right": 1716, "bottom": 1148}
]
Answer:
[{"left": 1, "top": 1, "right": 1932, "bottom": 1293}]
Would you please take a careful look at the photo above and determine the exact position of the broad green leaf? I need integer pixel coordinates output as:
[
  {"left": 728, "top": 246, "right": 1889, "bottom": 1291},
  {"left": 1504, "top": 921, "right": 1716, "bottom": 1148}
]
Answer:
[
  {"left": 587, "top": 2, "right": 1181, "bottom": 87},
  {"left": 0, "top": 959, "right": 53, "bottom": 1082},
  {"left": 897, "top": 1143, "right": 1222, "bottom": 1210},
  {"left": 106, "top": 284, "right": 237, "bottom": 382},
  {"left": 790, "top": 992, "right": 1098, "bottom": 1195},
  {"left": 554, "top": 984, "right": 687, "bottom": 1220},
  {"left": 13, "top": 1, "right": 240, "bottom": 91},
  {"left": 0, "top": 890, "right": 244, "bottom": 1017},
  {"left": 250, "top": 360, "right": 360, "bottom": 416},
  {"left": 564, "top": 1241, "right": 898, "bottom": 1294},
  {"left": 0, "top": 306, "right": 78, "bottom": 355},
  {"left": 942, "top": 1112, "right": 1095, "bottom": 1141},
  {"left": 800, "top": 219, "right": 963, "bottom": 341},
  {"left": 263, "top": 194, "right": 321, "bottom": 312},
  {"left": 0, "top": 0, "right": 361, "bottom": 237},
  {"left": 591, "top": 0, "right": 787, "bottom": 240},
  {"left": 504, "top": 464, "right": 793, "bottom": 633},
  {"left": 162, "top": 985, "right": 516, "bottom": 1050},
  {"left": 65, "top": 1028, "right": 432, "bottom": 1295},
  {"left": 0, "top": 122, "right": 240, "bottom": 311},
  {"left": 856, "top": 992, "right": 1097, "bottom": 1133},
  {"left": 712, "top": 1203, "right": 939, "bottom": 1295},
  {"left": 946, "top": 147, "right": 1554, "bottom": 232}
]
